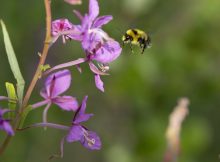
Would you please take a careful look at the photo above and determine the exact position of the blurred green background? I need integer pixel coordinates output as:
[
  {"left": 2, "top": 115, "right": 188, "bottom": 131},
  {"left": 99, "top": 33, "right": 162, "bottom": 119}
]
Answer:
[{"left": 0, "top": 0, "right": 220, "bottom": 162}]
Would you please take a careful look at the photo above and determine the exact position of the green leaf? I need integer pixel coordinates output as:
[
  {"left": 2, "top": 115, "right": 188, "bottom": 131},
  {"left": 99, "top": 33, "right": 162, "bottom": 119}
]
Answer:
[
  {"left": 1, "top": 20, "right": 25, "bottom": 105},
  {"left": 5, "top": 82, "right": 17, "bottom": 118},
  {"left": 39, "top": 64, "right": 51, "bottom": 78},
  {"left": 5, "top": 82, "right": 17, "bottom": 103},
  {"left": 40, "top": 64, "right": 51, "bottom": 72},
  {"left": 18, "top": 105, "right": 32, "bottom": 129}
]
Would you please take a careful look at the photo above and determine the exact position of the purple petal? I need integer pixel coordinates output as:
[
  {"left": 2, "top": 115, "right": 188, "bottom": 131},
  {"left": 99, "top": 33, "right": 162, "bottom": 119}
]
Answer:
[
  {"left": 81, "top": 14, "right": 91, "bottom": 32},
  {"left": 89, "top": 0, "right": 99, "bottom": 21},
  {"left": 66, "top": 125, "right": 84, "bottom": 142},
  {"left": 52, "top": 19, "right": 73, "bottom": 37},
  {"left": 81, "top": 28, "right": 108, "bottom": 52},
  {"left": 44, "top": 69, "right": 71, "bottom": 98},
  {"left": 81, "top": 29, "right": 92, "bottom": 50},
  {"left": 93, "top": 40, "right": 122, "bottom": 64},
  {"left": 73, "top": 10, "right": 84, "bottom": 21},
  {"left": 66, "top": 25, "right": 83, "bottom": 41},
  {"left": 78, "top": 96, "right": 88, "bottom": 114},
  {"left": 73, "top": 96, "right": 93, "bottom": 124},
  {"left": 82, "top": 29, "right": 121, "bottom": 64},
  {"left": 0, "top": 121, "right": 14, "bottom": 136},
  {"left": 80, "top": 130, "right": 101, "bottom": 150},
  {"left": 53, "top": 96, "right": 78, "bottom": 111},
  {"left": 74, "top": 113, "right": 93, "bottom": 124},
  {"left": 95, "top": 75, "right": 104, "bottom": 92},
  {"left": 0, "top": 108, "right": 14, "bottom": 135},
  {"left": 0, "top": 108, "right": 10, "bottom": 116},
  {"left": 40, "top": 88, "right": 48, "bottom": 99},
  {"left": 93, "top": 15, "right": 113, "bottom": 28}
]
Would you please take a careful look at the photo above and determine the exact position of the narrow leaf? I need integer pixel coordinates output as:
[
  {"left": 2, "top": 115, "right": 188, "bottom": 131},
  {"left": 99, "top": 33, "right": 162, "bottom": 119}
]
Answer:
[
  {"left": 1, "top": 20, "right": 25, "bottom": 104},
  {"left": 5, "top": 82, "right": 17, "bottom": 118},
  {"left": 18, "top": 105, "right": 33, "bottom": 129},
  {"left": 5, "top": 82, "right": 17, "bottom": 103}
]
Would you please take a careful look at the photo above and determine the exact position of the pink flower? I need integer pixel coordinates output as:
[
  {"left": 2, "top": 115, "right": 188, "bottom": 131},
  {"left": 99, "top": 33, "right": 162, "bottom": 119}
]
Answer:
[
  {"left": 33, "top": 70, "right": 78, "bottom": 123},
  {"left": 51, "top": 0, "right": 122, "bottom": 92},
  {"left": 66, "top": 96, "right": 101, "bottom": 150},
  {"left": 40, "top": 69, "right": 78, "bottom": 111}
]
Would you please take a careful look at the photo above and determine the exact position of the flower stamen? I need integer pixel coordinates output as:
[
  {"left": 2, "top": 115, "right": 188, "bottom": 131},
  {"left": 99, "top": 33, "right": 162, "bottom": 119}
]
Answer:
[
  {"left": 97, "top": 63, "right": 109, "bottom": 72},
  {"left": 83, "top": 130, "right": 95, "bottom": 146}
]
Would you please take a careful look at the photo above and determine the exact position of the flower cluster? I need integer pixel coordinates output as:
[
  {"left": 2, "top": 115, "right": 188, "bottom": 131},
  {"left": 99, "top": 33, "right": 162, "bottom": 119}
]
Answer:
[
  {"left": 51, "top": 0, "right": 122, "bottom": 92},
  {"left": 32, "top": 71, "right": 101, "bottom": 156},
  {"left": 29, "top": 0, "right": 120, "bottom": 157},
  {"left": 42, "top": 0, "right": 121, "bottom": 154},
  {"left": 0, "top": 0, "right": 121, "bottom": 158}
]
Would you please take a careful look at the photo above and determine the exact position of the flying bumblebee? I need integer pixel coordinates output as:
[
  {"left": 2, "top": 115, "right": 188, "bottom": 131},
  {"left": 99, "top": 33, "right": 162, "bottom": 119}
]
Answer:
[{"left": 122, "top": 29, "right": 151, "bottom": 54}]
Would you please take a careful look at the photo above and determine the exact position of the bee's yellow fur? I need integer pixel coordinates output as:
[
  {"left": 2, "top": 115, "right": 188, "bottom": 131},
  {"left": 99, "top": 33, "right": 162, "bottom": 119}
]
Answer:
[{"left": 122, "top": 29, "right": 151, "bottom": 54}]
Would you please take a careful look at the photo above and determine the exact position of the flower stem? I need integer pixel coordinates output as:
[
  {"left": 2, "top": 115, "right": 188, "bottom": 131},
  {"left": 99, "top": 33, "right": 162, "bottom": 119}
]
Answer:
[
  {"left": 32, "top": 100, "right": 50, "bottom": 109},
  {"left": 43, "top": 103, "right": 51, "bottom": 123},
  {"left": 0, "top": 136, "right": 11, "bottom": 155},
  {"left": 43, "top": 58, "right": 87, "bottom": 76},
  {"left": 22, "top": 0, "right": 52, "bottom": 109},
  {"left": 0, "top": 96, "right": 9, "bottom": 101},
  {"left": 0, "top": 0, "right": 52, "bottom": 155},
  {"left": 48, "top": 137, "right": 65, "bottom": 160},
  {"left": 18, "top": 123, "right": 70, "bottom": 131}
]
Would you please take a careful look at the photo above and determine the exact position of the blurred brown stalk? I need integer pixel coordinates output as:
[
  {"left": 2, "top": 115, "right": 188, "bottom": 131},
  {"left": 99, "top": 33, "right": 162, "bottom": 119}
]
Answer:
[{"left": 164, "top": 98, "right": 189, "bottom": 162}]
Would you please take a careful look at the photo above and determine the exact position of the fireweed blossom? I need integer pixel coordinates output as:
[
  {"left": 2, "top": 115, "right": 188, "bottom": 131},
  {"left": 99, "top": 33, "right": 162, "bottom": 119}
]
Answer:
[
  {"left": 0, "top": 108, "right": 14, "bottom": 136},
  {"left": 52, "top": 19, "right": 82, "bottom": 44},
  {"left": 32, "top": 69, "right": 78, "bottom": 123},
  {"left": 52, "top": 19, "right": 73, "bottom": 43},
  {"left": 66, "top": 95, "right": 101, "bottom": 150},
  {"left": 27, "top": 96, "right": 101, "bottom": 158},
  {"left": 51, "top": 0, "right": 122, "bottom": 92}
]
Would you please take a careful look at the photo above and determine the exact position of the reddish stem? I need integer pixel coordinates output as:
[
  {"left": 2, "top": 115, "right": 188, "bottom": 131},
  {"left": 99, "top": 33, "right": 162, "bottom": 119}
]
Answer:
[{"left": 0, "top": 0, "right": 52, "bottom": 155}]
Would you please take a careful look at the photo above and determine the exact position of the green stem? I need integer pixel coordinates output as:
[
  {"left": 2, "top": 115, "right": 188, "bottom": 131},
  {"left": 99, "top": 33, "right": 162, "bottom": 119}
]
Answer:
[{"left": 0, "top": 0, "right": 52, "bottom": 155}]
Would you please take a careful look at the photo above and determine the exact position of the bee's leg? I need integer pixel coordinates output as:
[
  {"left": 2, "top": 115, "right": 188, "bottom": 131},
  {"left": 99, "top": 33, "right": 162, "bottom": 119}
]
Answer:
[
  {"left": 146, "top": 36, "right": 152, "bottom": 48},
  {"left": 141, "top": 43, "right": 146, "bottom": 54},
  {"left": 138, "top": 38, "right": 144, "bottom": 54}
]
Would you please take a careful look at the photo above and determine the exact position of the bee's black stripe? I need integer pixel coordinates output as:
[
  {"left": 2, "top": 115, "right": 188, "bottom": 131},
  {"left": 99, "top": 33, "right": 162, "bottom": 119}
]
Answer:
[{"left": 131, "top": 29, "right": 138, "bottom": 35}]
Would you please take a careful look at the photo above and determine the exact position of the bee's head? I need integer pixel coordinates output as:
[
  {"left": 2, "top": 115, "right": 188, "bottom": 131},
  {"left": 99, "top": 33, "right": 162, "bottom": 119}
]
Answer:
[{"left": 122, "top": 33, "right": 132, "bottom": 43}]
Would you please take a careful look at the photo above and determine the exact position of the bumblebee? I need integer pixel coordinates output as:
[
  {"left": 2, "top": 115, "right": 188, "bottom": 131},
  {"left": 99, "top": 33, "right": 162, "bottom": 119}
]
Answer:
[{"left": 122, "top": 29, "right": 151, "bottom": 54}]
